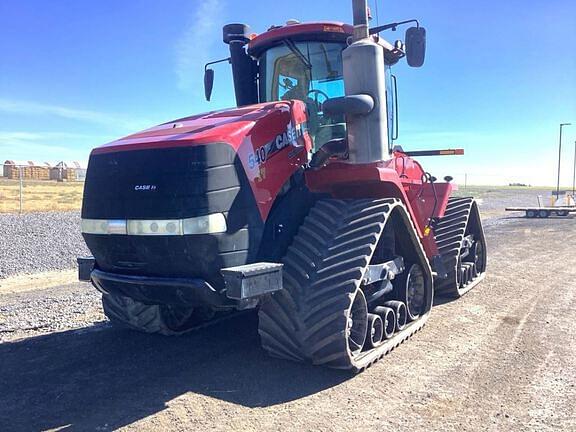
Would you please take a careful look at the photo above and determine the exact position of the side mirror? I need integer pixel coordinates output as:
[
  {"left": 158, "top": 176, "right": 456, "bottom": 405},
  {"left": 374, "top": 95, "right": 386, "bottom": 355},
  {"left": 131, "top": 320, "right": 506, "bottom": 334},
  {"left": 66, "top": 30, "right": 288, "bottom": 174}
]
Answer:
[
  {"left": 204, "top": 68, "right": 215, "bottom": 101},
  {"left": 405, "top": 27, "right": 426, "bottom": 67}
]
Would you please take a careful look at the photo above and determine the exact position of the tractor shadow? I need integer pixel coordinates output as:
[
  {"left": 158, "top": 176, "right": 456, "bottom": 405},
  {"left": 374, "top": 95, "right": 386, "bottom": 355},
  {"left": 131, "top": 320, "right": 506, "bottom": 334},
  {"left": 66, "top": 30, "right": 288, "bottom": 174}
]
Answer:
[
  {"left": 0, "top": 313, "right": 349, "bottom": 432},
  {"left": 433, "top": 294, "right": 457, "bottom": 306}
]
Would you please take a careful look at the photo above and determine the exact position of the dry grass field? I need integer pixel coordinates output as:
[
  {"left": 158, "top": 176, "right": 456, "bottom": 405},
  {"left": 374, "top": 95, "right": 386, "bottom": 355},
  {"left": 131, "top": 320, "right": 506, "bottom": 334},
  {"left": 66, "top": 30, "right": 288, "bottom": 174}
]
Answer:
[{"left": 0, "top": 178, "right": 84, "bottom": 213}]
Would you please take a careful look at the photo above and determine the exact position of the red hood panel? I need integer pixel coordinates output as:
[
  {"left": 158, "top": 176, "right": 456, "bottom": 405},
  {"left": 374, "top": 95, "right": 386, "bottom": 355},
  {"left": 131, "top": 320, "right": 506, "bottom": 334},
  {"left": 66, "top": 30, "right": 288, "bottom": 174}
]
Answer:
[
  {"left": 89, "top": 100, "right": 313, "bottom": 221},
  {"left": 92, "top": 102, "right": 295, "bottom": 155}
]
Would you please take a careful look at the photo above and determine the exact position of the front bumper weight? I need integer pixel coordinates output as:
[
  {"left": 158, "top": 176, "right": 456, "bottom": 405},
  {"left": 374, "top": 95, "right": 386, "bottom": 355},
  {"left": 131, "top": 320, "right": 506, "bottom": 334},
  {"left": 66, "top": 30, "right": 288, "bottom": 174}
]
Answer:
[
  {"left": 77, "top": 256, "right": 95, "bottom": 281},
  {"left": 222, "top": 262, "right": 283, "bottom": 300}
]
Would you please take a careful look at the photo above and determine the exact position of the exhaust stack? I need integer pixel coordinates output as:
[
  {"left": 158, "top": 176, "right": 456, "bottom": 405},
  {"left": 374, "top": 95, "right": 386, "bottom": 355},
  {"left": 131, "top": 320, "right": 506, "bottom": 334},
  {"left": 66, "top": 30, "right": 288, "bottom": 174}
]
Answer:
[
  {"left": 351, "top": 0, "right": 370, "bottom": 41},
  {"left": 343, "top": 0, "right": 390, "bottom": 163}
]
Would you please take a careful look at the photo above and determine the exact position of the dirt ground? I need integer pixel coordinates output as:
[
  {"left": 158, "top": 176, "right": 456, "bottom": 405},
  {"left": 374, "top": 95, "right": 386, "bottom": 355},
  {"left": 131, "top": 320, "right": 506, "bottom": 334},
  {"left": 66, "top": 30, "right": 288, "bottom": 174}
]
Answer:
[{"left": 1, "top": 200, "right": 575, "bottom": 431}]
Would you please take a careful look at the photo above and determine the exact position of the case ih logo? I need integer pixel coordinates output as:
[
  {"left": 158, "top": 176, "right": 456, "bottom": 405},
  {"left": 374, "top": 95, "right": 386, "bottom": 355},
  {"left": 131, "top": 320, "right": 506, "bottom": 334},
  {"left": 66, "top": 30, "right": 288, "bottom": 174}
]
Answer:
[
  {"left": 134, "top": 184, "right": 157, "bottom": 191},
  {"left": 274, "top": 122, "right": 304, "bottom": 150}
]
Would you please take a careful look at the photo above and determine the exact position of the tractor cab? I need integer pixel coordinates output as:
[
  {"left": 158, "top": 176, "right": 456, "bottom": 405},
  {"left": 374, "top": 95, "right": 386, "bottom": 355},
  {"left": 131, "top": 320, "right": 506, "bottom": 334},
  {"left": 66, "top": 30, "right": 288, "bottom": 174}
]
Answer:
[
  {"left": 206, "top": 21, "right": 405, "bottom": 153},
  {"left": 250, "top": 23, "right": 352, "bottom": 151}
]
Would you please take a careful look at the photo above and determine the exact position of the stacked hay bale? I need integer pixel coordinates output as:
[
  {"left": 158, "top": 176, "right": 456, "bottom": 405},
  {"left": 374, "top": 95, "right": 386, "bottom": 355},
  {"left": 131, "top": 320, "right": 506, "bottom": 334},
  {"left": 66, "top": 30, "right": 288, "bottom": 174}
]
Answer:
[{"left": 3, "top": 160, "right": 51, "bottom": 180}]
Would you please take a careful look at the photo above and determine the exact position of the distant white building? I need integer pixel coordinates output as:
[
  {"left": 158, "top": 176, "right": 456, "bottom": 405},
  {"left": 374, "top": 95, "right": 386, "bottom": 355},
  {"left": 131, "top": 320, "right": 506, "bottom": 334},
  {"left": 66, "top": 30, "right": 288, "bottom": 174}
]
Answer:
[{"left": 50, "top": 161, "right": 87, "bottom": 181}]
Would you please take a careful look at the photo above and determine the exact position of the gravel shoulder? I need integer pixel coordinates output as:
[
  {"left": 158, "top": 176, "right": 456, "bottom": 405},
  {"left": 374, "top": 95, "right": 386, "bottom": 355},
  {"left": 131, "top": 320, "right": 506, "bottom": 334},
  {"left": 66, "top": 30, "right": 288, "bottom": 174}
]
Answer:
[
  {"left": 0, "top": 204, "right": 575, "bottom": 431},
  {"left": 0, "top": 212, "right": 89, "bottom": 279}
]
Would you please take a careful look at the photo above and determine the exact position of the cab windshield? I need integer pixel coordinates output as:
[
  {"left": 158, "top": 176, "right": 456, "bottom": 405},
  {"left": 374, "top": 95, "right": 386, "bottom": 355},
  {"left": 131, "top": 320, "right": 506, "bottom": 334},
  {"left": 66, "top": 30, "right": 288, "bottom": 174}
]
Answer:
[{"left": 259, "top": 41, "right": 346, "bottom": 149}]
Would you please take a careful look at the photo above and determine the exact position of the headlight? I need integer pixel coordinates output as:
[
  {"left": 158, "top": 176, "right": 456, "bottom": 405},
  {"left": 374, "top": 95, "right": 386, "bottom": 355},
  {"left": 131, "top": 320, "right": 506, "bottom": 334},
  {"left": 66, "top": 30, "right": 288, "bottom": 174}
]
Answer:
[
  {"left": 127, "top": 219, "right": 182, "bottom": 236},
  {"left": 182, "top": 213, "right": 227, "bottom": 235},
  {"left": 81, "top": 219, "right": 127, "bottom": 235},
  {"left": 81, "top": 214, "right": 227, "bottom": 236}
]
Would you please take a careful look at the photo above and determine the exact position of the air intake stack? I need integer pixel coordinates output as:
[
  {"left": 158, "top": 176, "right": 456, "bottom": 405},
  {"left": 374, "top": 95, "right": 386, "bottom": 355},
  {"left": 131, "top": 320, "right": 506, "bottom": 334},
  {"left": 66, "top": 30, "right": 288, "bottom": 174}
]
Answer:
[{"left": 223, "top": 23, "right": 258, "bottom": 107}]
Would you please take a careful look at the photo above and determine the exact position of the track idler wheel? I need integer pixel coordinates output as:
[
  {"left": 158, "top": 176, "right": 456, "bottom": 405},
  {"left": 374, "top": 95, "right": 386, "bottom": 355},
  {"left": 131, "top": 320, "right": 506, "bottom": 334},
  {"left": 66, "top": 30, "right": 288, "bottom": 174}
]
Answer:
[
  {"left": 393, "top": 263, "right": 426, "bottom": 321},
  {"left": 347, "top": 289, "right": 369, "bottom": 357},
  {"left": 373, "top": 306, "right": 396, "bottom": 339},
  {"left": 366, "top": 313, "right": 384, "bottom": 348},
  {"left": 473, "top": 240, "right": 486, "bottom": 276},
  {"left": 383, "top": 300, "right": 407, "bottom": 331}
]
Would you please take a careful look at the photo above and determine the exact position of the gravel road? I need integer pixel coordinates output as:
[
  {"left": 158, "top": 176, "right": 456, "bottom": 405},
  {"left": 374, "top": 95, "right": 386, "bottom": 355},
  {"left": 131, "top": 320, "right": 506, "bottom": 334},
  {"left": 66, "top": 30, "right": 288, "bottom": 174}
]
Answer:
[
  {"left": 0, "top": 200, "right": 575, "bottom": 431},
  {"left": 0, "top": 212, "right": 89, "bottom": 279}
]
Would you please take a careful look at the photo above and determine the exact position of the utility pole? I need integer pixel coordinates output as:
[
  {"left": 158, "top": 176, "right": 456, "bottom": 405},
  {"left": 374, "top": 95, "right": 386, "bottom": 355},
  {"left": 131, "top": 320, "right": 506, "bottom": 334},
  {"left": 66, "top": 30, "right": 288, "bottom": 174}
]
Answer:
[
  {"left": 19, "top": 166, "right": 23, "bottom": 215},
  {"left": 573, "top": 140, "right": 576, "bottom": 197},
  {"left": 556, "top": 123, "right": 571, "bottom": 199}
]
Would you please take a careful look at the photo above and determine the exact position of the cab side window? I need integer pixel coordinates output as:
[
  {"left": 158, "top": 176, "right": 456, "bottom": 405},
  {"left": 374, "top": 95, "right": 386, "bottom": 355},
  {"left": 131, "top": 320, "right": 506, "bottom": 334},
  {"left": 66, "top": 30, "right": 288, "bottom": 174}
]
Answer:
[
  {"left": 278, "top": 75, "right": 298, "bottom": 99},
  {"left": 384, "top": 66, "right": 396, "bottom": 150}
]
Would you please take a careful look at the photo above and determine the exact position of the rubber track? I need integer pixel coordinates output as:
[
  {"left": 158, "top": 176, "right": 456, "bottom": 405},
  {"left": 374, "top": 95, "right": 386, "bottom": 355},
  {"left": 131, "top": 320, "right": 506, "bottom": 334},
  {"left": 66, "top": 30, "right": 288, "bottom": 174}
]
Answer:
[
  {"left": 102, "top": 293, "right": 245, "bottom": 336},
  {"left": 258, "top": 198, "right": 432, "bottom": 372},
  {"left": 433, "top": 197, "right": 486, "bottom": 297}
]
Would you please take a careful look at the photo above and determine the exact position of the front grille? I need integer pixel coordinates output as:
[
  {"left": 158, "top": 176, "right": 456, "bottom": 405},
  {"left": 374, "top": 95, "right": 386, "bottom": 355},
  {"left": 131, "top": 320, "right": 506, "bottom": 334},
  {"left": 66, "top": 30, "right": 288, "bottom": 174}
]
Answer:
[{"left": 82, "top": 144, "right": 244, "bottom": 219}]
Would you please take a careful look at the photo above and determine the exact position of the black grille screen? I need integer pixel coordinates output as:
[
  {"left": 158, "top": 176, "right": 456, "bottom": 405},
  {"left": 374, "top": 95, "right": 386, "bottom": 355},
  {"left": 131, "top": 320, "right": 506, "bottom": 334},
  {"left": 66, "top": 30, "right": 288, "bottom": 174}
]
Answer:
[{"left": 82, "top": 144, "right": 244, "bottom": 219}]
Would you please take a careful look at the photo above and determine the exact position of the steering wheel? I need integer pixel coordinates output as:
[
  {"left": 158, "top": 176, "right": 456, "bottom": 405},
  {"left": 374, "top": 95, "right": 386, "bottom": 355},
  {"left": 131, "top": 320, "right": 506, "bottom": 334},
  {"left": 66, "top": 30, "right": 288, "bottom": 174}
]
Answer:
[{"left": 307, "top": 89, "right": 330, "bottom": 111}]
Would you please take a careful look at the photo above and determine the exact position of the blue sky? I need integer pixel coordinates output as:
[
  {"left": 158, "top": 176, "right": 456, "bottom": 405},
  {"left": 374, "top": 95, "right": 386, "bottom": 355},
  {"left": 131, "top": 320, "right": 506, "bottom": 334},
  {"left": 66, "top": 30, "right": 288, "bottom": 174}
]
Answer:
[{"left": 1, "top": 0, "right": 575, "bottom": 186}]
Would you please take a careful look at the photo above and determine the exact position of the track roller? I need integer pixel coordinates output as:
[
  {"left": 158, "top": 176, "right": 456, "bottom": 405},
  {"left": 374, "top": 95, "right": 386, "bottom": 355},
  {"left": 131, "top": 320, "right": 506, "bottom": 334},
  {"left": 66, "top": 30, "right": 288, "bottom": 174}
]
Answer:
[
  {"left": 372, "top": 306, "right": 396, "bottom": 339},
  {"left": 383, "top": 300, "right": 407, "bottom": 331},
  {"left": 461, "top": 262, "right": 475, "bottom": 284},
  {"left": 366, "top": 313, "right": 384, "bottom": 348}
]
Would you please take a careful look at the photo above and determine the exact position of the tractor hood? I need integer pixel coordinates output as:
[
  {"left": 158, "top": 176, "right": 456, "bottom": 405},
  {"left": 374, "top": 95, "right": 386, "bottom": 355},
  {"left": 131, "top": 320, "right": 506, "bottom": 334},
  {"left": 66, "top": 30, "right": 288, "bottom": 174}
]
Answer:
[
  {"left": 83, "top": 100, "right": 311, "bottom": 225},
  {"left": 92, "top": 101, "right": 308, "bottom": 155}
]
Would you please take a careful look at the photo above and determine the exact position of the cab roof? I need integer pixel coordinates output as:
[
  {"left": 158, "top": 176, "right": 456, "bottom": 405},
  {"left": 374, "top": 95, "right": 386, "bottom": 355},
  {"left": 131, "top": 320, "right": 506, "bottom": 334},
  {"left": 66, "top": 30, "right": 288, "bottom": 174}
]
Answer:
[
  {"left": 247, "top": 21, "right": 404, "bottom": 64},
  {"left": 248, "top": 22, "right": 352, "bottom": 56}
]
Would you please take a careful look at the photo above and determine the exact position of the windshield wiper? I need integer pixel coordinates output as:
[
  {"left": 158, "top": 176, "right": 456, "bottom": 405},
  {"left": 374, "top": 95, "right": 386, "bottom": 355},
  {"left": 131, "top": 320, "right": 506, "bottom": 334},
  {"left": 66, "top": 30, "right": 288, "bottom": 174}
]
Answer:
[
  {"left": 283, "top": 39, "right": 312, "bottom": 70},
  {"left": 320, "top": 43, "right": 338, "bottom": 78}
]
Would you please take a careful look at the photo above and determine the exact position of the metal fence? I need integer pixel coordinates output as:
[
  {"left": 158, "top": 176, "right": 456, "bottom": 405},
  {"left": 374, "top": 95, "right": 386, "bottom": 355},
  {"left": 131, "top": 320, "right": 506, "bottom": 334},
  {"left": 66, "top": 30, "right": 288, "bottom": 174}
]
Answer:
[
  {"left": 1, "top": 163, "right": 85, "bottom": 214},
  {"left": 0, "top": 164, "right": 566, "bottom": 215}
]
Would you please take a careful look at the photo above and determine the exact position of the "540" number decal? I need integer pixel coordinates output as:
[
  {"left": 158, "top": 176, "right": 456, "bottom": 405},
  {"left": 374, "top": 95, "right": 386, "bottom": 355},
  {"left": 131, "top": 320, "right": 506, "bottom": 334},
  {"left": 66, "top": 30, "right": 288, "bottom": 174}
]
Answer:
[{"left": 248, "top": 146, "right": 267, "bottom": 169}]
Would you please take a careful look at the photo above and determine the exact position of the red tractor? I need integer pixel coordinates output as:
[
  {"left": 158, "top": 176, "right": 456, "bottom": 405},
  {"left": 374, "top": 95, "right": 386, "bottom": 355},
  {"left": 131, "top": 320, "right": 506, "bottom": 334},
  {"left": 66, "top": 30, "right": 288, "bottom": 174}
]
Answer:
[{"left": 79, "top": 0, "right": 486, "bottom": 371}]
